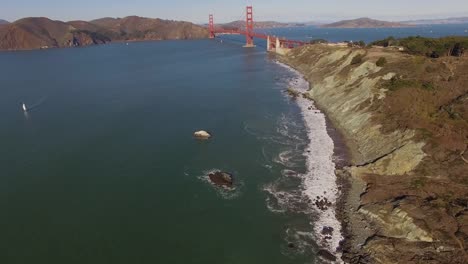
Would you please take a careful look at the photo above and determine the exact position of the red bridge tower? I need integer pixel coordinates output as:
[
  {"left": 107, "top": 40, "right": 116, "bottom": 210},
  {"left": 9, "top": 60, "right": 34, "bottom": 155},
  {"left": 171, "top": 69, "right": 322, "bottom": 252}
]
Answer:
[
  {"left": 209, "top": 14, "right": 215, "bottom": 39},
  {"left": 244, "top": 6, "right": 255, "bottom": 47}
]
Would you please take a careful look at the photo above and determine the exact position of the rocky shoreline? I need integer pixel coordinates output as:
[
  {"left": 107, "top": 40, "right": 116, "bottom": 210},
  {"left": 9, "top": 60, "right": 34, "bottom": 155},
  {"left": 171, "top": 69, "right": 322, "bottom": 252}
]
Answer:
[
  {"left": 278, "top": 44, "right": 468, "bottom": 263},
  {"left": 279, "top": 61, "right": 350, "bottom": 262}
]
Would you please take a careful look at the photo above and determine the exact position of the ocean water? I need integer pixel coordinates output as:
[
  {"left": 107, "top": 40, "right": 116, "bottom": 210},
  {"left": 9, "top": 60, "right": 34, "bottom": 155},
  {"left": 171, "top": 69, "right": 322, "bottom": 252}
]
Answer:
[
  {"left": 0, "top": 40, "right": 322, "bottom": 263},
  {"left": 1, "top": 24, "right": 466, "bottom": 264}
]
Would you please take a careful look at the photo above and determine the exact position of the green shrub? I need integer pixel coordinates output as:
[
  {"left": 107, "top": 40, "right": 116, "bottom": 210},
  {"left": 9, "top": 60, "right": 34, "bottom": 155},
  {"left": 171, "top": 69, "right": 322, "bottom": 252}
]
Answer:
[
  {"left": 376, "top": 57, "right": 387, "bottom": 67},
  {"left": 383, "top": 76, "right": 418, "bottom": 91},
  {"left": 384, "top": 77, "right": 437, "bottom": 92},
  {"left": 356, "top": 40, "right": 366, "bottom": 48},
  {"left": 421, "top": 81, "right": 435, "bottom": 91},
  {"left": 309, "top": 39, "right": 328, "bottom": 44},
  {"left": 370, "top": 36, "right": 396, "bottom": 47},
  {"left": 371, "top": 36, "right": 468, "bottom": 58},
  {"left": 351, "top": 54, "right": 364, "bottom": 65}
]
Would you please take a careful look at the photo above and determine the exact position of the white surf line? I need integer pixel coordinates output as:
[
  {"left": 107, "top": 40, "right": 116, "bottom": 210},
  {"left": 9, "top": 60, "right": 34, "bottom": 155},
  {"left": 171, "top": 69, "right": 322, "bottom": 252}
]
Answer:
[{"left": 276, "top": 61, "right": 344, "bottom": 261}]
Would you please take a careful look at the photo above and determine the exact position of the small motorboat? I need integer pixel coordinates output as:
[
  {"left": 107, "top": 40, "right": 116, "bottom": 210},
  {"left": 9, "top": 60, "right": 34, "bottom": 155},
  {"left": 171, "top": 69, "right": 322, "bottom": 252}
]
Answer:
[{"left": 22, "top": 103, "right": 27, "bottom": 112}]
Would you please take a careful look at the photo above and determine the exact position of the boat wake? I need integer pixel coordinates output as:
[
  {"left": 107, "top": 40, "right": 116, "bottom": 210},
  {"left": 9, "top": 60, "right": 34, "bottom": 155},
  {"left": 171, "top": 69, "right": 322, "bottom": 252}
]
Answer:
[{"left": 21, "top": 96, "right": 48, "bottom": 112}]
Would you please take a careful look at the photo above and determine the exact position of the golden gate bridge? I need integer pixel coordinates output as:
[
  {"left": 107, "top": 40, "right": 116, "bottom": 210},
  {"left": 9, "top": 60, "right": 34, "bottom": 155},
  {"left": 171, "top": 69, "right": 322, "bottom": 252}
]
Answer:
[{"left": 208, "top": 6, "right": 306, "bottom": 53}]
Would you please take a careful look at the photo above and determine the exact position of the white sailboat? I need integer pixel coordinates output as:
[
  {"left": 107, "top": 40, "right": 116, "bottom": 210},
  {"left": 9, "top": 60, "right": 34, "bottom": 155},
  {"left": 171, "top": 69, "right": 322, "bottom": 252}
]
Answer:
[{"left": 22, "top": 103, "right": 27, "bottom": 112}]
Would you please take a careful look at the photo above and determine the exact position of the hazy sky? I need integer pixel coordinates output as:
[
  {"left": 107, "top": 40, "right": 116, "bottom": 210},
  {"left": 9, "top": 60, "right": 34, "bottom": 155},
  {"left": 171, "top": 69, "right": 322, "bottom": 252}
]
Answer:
[{"left": 1, "top": 0, "right": 468, "bottom": 23}]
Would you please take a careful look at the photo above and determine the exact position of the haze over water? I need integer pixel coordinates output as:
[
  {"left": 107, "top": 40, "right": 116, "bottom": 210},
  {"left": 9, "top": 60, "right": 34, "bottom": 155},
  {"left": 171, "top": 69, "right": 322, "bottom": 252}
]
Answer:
[{"left": 0, "top": 24, "right": 466, "bottom": 263}]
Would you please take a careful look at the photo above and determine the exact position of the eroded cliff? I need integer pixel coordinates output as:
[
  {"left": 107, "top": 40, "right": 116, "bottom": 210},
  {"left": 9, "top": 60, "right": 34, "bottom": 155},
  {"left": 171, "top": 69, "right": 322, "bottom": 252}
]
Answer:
[{"left": 281, "top": 44, "right": 468, "bottom": 263}]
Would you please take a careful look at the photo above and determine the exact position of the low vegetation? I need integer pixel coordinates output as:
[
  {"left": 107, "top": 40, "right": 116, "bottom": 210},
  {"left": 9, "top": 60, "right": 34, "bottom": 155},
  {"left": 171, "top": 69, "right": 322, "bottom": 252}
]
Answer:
[
  {"left": 371, "top": 36, "right": 468, "bottom": 58},
  {"left": 382, "top": 76, "right": 437, "bottom": 91},
  {"left": 347, "top": 40, "right": 366, "bottom": 48},
  {"left": 376, "top": 57, "right": 387, "bottom": 67},
  {"left": 308, "top": 39, "right": 328, "bottom": 44},
  {"left": 350, "top": 54, "right": 364, "bottom": 65}
]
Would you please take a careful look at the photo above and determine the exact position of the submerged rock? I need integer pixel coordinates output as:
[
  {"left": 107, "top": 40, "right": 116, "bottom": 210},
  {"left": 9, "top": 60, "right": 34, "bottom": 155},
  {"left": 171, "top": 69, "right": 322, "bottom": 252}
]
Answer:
[
  {"left": 317, "top": 249, "right": 337, "bottom": 262},
  {"left": 194, "top": 130, "right": 211, "bottom": 139},
  {"left": 208, "top": 171, "right": 233, "bottom": 187},
  {"left": 314, "top": 197, "right": 332, "bottom": 211},
  {"left": 321, "top": 226, "right": 334, "bottom": 236}
]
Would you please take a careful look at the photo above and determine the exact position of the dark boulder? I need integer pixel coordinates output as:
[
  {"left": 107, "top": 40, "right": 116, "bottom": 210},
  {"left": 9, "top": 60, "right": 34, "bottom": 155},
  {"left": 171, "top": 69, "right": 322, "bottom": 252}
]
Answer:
[
  {"left": 321, "top": 226, "right": 334, "bottom": 236},
  {"left": 208, "top": 171, "right": 233, "bottom": 187}
]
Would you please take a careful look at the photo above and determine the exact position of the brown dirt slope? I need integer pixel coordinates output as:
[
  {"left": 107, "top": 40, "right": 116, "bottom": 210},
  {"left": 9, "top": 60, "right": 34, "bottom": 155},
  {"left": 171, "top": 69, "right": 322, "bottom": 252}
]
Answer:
[{"left": 282, "top": 44, "right": 468, "bottom": 263}]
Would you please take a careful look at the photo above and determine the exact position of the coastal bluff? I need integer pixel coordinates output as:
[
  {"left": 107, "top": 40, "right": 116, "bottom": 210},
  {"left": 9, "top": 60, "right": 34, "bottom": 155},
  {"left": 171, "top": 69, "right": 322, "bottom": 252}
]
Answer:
[{"left": 281, "top": 44, "right": 468, "bottom": 263}]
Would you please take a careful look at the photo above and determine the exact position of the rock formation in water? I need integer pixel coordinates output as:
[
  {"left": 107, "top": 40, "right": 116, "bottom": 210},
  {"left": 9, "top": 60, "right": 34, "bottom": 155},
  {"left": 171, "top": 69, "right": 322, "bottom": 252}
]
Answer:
[
  {"left": 281, "top": 43, "right": 468, "bottom": 263},
  {"left": 194, "top": 130, "right": 212, "bottom": 139},
  {"left": 0, "top": 16, "right": 208, "bottom": 51},
  {"left": 208, "top": 171, "right": 233, "bottom": 187}
]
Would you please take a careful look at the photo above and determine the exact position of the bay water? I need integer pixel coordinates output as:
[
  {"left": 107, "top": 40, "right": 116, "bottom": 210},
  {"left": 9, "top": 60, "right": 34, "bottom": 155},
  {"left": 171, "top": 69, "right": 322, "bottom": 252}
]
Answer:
[
  {"left": 1, "top": 24, "right": 466, "bottom": 263},
  {"left": 0, "top": 40, "right": 315, "bottom": 263}
]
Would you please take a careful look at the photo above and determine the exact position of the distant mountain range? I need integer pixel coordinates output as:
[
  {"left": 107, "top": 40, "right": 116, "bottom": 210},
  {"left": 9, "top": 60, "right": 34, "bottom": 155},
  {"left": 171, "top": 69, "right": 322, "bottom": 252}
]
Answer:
[
  {"left": 0, "top": 16, "right": 208, "bottom": 51},
  {"left": 321, "top": 17, "right": 413, "bottom": 28},
  {"left": 402, "top": 17, "right": 468, "bottom": 25},
  {"left": 0, "top": 19, "right": 9, "bottom": 25}
]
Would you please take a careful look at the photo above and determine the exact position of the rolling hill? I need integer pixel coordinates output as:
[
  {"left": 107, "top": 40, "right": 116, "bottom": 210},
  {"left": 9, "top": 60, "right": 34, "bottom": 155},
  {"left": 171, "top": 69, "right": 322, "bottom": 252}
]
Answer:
[
  {"left": 0, "top": 17, "right": 110, "bottom": 50},
  {"left": 0, "top": 16, "right": 208, "bottom": 51},
  {"left": 322, "top": 17, "right": 413, "bottom": 28},
  {"left": 90, "top": 16, "right": 208, "bottom": 41}
]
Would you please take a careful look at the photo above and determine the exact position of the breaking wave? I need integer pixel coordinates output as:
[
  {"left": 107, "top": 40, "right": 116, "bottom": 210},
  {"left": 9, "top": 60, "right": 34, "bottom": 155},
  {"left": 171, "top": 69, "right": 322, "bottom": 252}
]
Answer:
[{"left": 262, "top": 61, "right": 344, "bottom": 261}]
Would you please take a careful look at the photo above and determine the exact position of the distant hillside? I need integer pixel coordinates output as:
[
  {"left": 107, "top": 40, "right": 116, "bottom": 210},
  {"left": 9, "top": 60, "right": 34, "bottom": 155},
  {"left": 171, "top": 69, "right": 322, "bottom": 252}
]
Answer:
[
  {"left": 0, "top": 19, "right": 9, "bottom": 25},
  {"left": 322, "top": 17, "right": 413, "bottom": 28},
  {"left": 220, "top": 20, "right": 306, "bottom": 30},
  {"left": 90, "top": 16, "right": 208, "bottom": 41},
  {"left": 0, "top": 17, "right": 110, "bottom": 50},
  {"left": 403, "top": 17, "right": 468, "bottom": 25},
  {"left": 0, "top": 16, "right": 208, "bottom": 51}
]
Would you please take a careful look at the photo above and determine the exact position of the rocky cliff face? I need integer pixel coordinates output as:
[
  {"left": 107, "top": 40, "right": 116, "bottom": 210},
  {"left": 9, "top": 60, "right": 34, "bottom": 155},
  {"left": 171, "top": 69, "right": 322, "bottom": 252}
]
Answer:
[{"left": 282, "top": 44, "right": 468, "bottom": 263}]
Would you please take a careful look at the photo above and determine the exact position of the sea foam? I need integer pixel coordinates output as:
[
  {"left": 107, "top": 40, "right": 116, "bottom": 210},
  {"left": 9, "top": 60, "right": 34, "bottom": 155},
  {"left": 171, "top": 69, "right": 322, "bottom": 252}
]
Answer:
[{"left": 276, "top": 61, "right": 344, "bottom": 260}]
